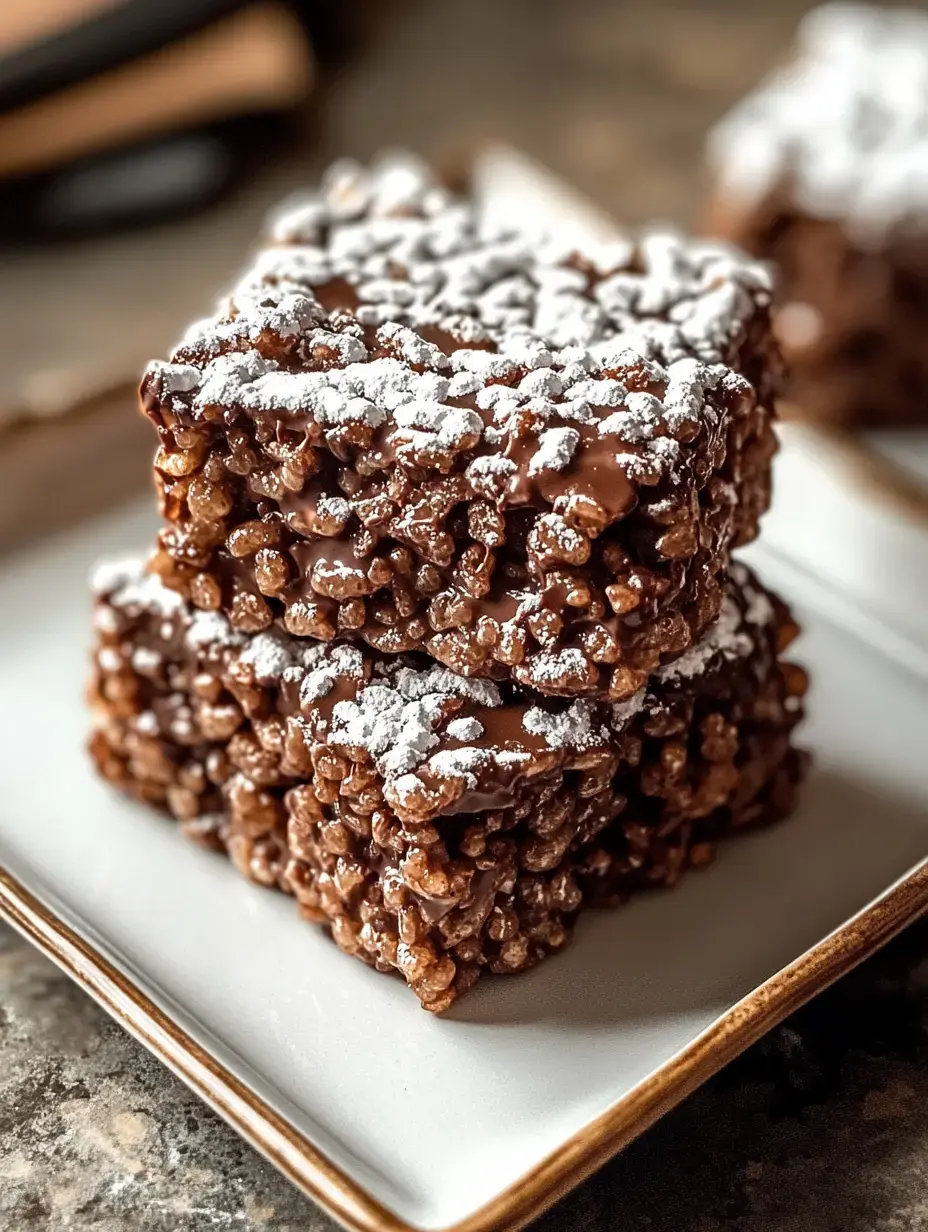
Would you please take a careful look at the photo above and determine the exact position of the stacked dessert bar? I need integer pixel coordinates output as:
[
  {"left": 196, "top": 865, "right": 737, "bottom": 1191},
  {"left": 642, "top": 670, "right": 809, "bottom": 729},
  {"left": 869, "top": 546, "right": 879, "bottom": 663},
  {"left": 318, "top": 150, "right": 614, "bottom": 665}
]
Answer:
[
  {"left": 89, "top": 155, "right": 807, "bottom": 1011},
  {"left": 706, "top": 3, "right": 928, "bottom": 427}
]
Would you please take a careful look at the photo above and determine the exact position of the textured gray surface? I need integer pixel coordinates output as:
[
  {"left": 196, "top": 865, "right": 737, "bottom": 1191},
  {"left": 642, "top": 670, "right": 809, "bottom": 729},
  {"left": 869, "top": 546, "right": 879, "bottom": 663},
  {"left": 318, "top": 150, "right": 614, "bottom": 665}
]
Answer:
[{"left": 4, "top": 915, "right": 928, "bottom": 1232}]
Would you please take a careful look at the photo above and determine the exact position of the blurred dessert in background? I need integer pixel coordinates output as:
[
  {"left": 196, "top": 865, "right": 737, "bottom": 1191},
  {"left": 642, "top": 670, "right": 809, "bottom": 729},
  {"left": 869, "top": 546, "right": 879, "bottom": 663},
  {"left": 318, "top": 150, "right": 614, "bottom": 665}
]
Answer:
[{"left": 705, "top": 3, "right": 928, "bottom": 428}]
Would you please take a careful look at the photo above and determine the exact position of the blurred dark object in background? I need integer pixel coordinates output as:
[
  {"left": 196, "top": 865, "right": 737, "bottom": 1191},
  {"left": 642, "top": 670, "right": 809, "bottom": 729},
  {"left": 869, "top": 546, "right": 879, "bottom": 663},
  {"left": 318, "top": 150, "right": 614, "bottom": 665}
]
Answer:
[{"left": 0, "top": 0, "right": 354, "bottom": 239}]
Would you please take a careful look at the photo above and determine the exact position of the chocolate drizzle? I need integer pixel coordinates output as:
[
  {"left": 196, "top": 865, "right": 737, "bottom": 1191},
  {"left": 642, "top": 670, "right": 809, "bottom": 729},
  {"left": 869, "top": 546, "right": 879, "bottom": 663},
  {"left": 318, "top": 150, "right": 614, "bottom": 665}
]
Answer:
[{"left": 141, "top": 154, "right": 780, "bottom": 697}]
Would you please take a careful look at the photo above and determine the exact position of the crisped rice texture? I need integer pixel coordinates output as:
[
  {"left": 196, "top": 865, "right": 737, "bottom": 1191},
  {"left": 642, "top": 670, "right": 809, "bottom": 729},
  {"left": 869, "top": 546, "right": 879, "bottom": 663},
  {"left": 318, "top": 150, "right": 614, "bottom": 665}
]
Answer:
[
  {"left": 142, "top": 154, "right": 780, "bottom": 699},
  {"left": 88, "top": 559, "right": 807, "bottom": 1012}
]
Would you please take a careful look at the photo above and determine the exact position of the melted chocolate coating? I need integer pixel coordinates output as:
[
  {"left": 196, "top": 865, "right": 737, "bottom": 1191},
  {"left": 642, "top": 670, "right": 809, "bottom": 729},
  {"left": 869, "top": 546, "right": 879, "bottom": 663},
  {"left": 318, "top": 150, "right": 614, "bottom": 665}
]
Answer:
[{"left": 88, "top": 560, "right": 807, "bottom": 1012}]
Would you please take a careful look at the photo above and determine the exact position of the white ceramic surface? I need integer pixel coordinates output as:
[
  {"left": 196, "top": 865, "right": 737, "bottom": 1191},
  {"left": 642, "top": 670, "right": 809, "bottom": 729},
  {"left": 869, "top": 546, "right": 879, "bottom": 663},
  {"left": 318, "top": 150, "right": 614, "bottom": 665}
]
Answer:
[
  {"left": 764, "top": 424, "right": 928, "bottom": 663},
  {"left": 0, "top": 497, "right": 927, "bottom": 1231}
]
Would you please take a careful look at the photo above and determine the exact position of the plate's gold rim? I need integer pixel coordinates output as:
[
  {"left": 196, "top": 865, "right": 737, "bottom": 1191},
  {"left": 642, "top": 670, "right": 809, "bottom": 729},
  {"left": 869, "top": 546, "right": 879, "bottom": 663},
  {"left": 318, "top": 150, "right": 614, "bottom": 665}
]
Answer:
[{"left": 1, "top": 859, "right": 927, "bottom": 1232}]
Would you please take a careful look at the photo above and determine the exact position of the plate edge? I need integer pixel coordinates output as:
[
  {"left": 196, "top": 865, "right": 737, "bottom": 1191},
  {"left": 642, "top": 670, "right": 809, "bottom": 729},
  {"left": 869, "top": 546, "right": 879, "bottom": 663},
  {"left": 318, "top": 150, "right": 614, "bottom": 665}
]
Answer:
[
  {"left": 0, "top": 865, "right": 409, "bottom": 1232},
  {"left": 454, "top": 859, "right": 928, "bottom": 1232},
  {"left": 1, "top": 859, "right": 927, "bottom": 1232}
]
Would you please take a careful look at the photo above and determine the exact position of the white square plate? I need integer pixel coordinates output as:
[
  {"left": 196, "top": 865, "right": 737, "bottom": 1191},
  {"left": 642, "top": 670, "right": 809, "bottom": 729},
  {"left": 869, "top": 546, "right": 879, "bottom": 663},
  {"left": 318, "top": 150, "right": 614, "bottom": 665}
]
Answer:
[{"left": 1, "top": 493, "right": 927, "bottom": 1232}]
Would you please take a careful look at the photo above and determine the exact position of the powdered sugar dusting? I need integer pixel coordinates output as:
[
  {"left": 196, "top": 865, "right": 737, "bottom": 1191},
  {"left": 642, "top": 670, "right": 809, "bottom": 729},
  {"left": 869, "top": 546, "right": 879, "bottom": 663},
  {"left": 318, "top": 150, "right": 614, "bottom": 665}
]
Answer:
[
  {"left": 91, "top": 558, "right": 184, "bottom": 619},
  {"left": 315, "top": 646, "right": 367, "bottom": 695},
  {"left": 446, "top": 716, "right": 485, "bottom": 741},
  {"left": 130, "top": 646, "right": 162, "bottom": 673},
  {"left": 611, "top": 688, "right": 647, "bottom": 732},
  {"left": 134, "top": 709, "right": 159, "bottom": 735},
  {"left": 186, "top": 610, "right": 241, "bottom": 650},
  {"left": 96, "top": 647, "right": 121, "bottom": 672},
  {"left": 608, "top": 578, "right": 777, "bottom": 728},
  {"left": 316, "top": 494, "right": 352, "bottom": 522},
  {"left": 423, "top": 746, "right": 493, "bottom": 791},
  {"left": 731, "top": 560, "right": 777, "bottom": 626},
  {"left": 326, "top": 664, "right": 501, "bottom": 778},
  {"left": 238, "top": 629, "right": 326, "bottom": 684},
  {"left": 95, "top": 559, "right": 345, "bottom": 681},
  {"left": 143, "top": 153, "right": 770, "bottom": 476},
  {"left": 658, "top": 596, "right": 753, "bottom": 683},
  {"left": 522, "top": 699, "right": 609, "bottom": 749},
  {"left": 96, "top": 557, "right": 780, "bottom": 814},
  {"left": 528, "top": 427, "right": 580, "bottom": 475},
  {"left": 518, "top": 647, "right": 591, "bottom": 687}
]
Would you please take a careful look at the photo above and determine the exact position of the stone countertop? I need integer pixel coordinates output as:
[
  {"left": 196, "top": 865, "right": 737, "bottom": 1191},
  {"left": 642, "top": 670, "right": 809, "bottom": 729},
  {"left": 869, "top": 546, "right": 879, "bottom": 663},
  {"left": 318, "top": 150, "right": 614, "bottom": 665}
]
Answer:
[
  {"left": 4, "top": 0, "right": 928, "bottom": 1228},
  {"left": 5, "top": 918, "right": 928, "bottom": 1232}
]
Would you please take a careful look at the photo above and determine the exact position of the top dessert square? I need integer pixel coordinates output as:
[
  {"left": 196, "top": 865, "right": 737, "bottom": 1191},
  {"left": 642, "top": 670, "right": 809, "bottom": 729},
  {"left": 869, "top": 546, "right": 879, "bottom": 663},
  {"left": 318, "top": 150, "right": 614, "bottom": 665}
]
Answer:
[{"left": 142, "top": 154, "right": 779, "bottom": 700}]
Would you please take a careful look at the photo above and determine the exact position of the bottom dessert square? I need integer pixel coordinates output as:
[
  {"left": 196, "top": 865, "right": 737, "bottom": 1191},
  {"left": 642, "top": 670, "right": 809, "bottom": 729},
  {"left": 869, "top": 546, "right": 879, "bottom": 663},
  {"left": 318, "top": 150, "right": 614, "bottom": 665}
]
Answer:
[{"left": 88, "top": 561, "right": 807, "bottom": 1012}]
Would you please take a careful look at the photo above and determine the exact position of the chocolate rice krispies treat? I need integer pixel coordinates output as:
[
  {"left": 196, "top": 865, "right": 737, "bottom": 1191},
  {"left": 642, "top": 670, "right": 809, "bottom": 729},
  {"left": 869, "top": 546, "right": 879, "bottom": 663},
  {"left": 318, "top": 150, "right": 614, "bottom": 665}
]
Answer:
[
  {"left": 89, "top": 558, "right": 807, "bottom": 1012},
  {"left": 141, "top": 154, "right": 780, "bottom": 700},
  {"left": 706, "top": 4, "right": 928, "bottom": 427}
]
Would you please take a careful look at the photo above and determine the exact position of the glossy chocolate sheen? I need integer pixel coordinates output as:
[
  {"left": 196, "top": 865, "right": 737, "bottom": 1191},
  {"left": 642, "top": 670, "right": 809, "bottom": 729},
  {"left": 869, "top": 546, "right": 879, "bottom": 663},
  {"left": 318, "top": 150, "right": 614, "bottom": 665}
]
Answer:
[
  {"left": 140, "top": 155, "right": 780, "bottom": 699},
  {"left": 88, "top": 558, "right": 807, "bottom": 1011}
]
